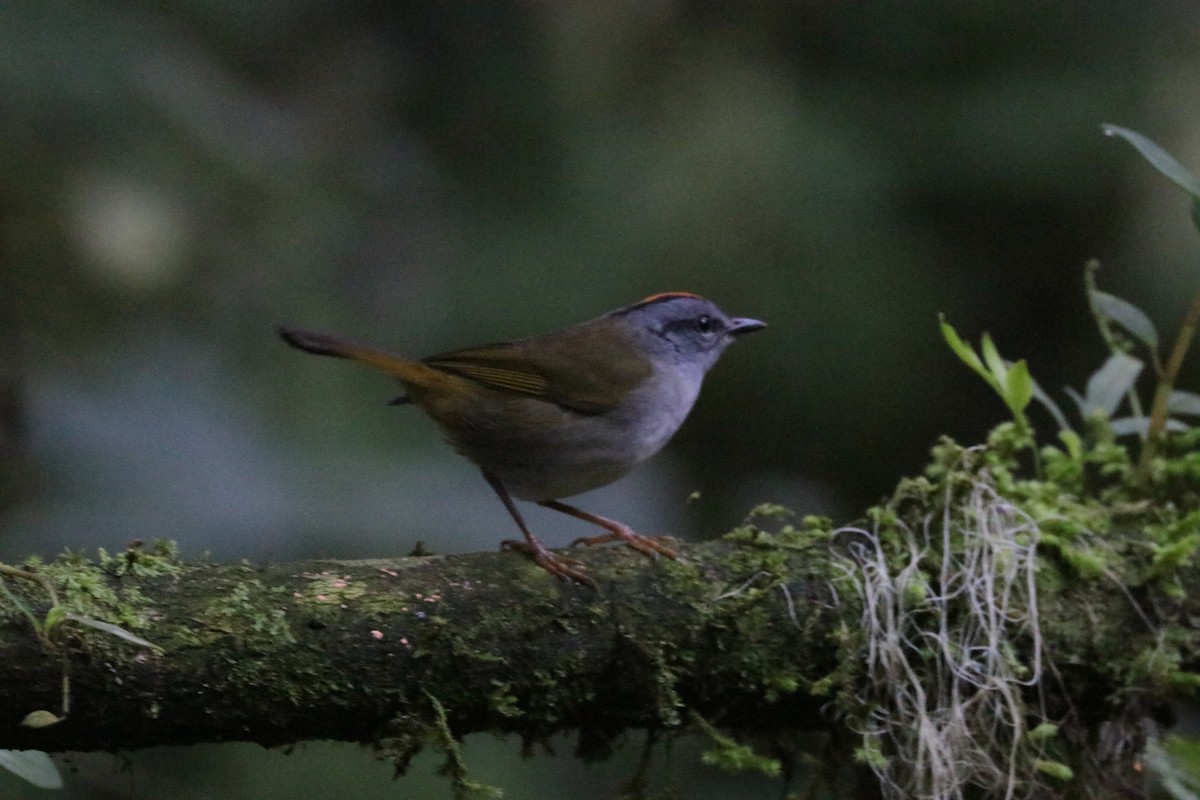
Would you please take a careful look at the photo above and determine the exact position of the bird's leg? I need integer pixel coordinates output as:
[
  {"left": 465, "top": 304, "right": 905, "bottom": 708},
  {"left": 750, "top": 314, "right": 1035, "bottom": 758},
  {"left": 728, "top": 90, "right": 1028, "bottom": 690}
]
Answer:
[
  {"left": 482, "top": 472, "right": 595, "bottom": 587},
  {"left": 540, "top": 500, "right": 679, "bottom": 560}
]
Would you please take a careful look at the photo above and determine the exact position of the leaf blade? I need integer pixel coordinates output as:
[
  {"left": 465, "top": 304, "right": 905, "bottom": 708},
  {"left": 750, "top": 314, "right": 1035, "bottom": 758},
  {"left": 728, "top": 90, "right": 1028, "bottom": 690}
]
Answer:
[
  {"left": 980, "top": 333, "right": 1008, "bottom": 384},
  {"left": 65, "top": 612, "right": 161, "bottom": 652},
  {"left": 1168, "top": 390, "right": 1200, "bottom": 417},
  {"left": 1102, "top": 124, "right": 1200, "bottom": 199},
  {"left": 1084, "top": 352, "right": 1143, "bottom": 416},
  {"left": 1030, "top": 375, "right": 1072, "bottom": 431},
  {"left": 0, "top": 750, "right": 63, "bottom": 789},
  {"left": 1090, "top": 290, "right": 1159, "bottom": 351},
  {"left": 1005, "top": 359, "right": 1034, "bottom": 415},
  {"left": 1111, "top": 417, "right": 1190, "bottom": 436},
  {"left": 939, "top": 318, "right": 998, "bottom": 390}
]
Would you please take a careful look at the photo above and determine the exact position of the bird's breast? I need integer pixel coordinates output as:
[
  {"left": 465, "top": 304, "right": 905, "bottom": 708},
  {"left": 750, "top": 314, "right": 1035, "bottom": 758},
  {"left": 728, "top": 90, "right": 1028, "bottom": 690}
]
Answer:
[{"left": 422, "top": 368, "right": 702, "bottom": 501}]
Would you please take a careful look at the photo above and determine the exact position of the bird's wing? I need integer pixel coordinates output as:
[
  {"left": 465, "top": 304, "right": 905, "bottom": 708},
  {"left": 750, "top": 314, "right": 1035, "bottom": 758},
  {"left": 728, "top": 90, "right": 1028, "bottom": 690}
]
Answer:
[{"left": 423, "top": 325, "right": 651, "bottom": 415}]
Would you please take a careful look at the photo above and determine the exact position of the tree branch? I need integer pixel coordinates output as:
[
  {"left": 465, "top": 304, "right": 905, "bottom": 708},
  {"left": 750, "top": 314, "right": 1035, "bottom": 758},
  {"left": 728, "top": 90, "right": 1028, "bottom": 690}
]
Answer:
[
  {"left": 0, "top": 488, "right": 1193, "bottom": 800},
  {"left": 0, "top": 535, "right": 838, "bottom": 760}
]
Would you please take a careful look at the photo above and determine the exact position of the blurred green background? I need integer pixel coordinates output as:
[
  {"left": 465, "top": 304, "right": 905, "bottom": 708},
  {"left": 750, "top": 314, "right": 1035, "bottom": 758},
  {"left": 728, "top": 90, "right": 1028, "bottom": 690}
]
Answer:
[{"left": 1, "top": 1, "right": 1198, "bottom": 797}]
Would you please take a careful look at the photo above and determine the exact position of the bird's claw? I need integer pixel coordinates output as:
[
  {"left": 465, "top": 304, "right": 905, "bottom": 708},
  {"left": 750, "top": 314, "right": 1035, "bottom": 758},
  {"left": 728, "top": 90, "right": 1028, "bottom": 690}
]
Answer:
[
  {"left": 502, "top": 539, "right": 597, "bottom": 588},
  {"left": 571, "top": 528, "right": 679, "bottom": 560}
]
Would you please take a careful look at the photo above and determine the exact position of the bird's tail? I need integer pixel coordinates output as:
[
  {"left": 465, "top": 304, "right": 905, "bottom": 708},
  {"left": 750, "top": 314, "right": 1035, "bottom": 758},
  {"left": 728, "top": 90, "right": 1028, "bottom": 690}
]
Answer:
[{"left": 276, "top": 326, "right": 436, "bottom": 387}]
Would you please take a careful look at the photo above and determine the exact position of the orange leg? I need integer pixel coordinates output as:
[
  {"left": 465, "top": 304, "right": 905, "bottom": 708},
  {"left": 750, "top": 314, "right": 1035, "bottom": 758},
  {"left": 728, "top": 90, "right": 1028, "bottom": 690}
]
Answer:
[
  {"left": 482, "top": 472, "right": 596, "bottom": 587},
  {"left": 539, "top": 500, "right": 679, "bottom": 560}
]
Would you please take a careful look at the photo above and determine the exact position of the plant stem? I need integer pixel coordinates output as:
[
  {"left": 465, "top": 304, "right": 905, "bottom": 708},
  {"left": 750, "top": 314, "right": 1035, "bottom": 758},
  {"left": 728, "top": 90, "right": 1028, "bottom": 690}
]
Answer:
[{"left": 1139, "top": 287, "right": 1200, "bottom": 475}]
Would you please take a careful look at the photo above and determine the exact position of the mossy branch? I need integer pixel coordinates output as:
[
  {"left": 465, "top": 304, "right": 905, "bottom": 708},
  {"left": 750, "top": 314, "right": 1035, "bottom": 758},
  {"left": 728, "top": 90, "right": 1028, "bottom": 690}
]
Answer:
[
  {"left": 1, "top": 442, "right": 1199, "bottom": 800},
  {"left": 0, "top": 535, "right": 836, "bottom": 757}
]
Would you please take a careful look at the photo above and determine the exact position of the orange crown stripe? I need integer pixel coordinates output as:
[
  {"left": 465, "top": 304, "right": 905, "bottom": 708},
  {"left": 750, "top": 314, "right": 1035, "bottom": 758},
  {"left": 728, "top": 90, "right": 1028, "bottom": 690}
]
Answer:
[{"left": 636, "top": 291, "right": 704, "bottom": 305}]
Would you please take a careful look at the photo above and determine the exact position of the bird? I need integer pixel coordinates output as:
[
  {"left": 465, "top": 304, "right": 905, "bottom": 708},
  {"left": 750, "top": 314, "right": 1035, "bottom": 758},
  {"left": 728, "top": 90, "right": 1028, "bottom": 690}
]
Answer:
[{"left": 277, "top": 291, "right": 765, "bottom": 585}]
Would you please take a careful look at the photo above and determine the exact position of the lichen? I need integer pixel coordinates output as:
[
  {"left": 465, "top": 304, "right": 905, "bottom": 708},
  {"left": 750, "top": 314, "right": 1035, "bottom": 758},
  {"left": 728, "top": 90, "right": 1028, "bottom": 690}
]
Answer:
[{"left": 820, "top": 424, "right": 1200, "bottom": 799}]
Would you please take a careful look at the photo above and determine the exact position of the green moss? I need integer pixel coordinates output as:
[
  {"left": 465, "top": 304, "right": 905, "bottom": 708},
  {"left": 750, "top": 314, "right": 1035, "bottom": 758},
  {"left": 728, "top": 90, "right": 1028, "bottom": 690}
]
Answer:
[
  {"left": 200, "top": 579, "right": 297, "bottom": 647},
  {"left": 486, "top": 681, "right": 522, "bottom": 719},
  {"left": 34, "top": 548, "right": 158, "bottom": 632},
  {"left": 97, "top": 539, "right": 183, "bottom": 579},
  {"left": 375, "top": 710, "right": 436, "bottom": 773},
  {"left": 427, "top": 692, "right": 504, "bottom": 800},
  {"left": 1147, "top": 512, "right": 1200, "bottom": 573}
]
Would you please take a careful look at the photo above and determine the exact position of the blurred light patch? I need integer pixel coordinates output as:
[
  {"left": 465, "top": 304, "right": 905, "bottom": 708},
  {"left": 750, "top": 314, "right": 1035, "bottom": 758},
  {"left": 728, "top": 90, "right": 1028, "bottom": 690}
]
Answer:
[{"left": 68, "top": 174, "right": 190, "bottom": 291}]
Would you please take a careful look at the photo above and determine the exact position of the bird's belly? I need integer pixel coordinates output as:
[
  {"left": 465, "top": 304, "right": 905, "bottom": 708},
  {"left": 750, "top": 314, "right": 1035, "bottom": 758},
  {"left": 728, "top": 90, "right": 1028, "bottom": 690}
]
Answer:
[{"left": 438, "top": 396, "right": 685, "bottom": 501}]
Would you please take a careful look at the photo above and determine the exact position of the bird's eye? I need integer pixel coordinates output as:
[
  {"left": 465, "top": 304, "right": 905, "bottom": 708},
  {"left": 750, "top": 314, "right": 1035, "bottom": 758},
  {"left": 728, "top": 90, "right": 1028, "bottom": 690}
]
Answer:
[{"left": 695, "top": 314, "right": 713, "bottom": 333}]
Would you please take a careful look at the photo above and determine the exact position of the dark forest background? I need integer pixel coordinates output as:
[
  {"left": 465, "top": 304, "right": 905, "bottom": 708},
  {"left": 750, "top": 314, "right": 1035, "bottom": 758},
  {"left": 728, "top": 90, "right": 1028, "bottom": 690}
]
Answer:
[{"left": 1, "top": 2, "right": 1198, "bottom": 797}]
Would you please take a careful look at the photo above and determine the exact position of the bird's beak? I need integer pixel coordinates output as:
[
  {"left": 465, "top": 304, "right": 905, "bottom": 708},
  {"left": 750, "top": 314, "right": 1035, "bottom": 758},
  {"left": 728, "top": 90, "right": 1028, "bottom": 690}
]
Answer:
[{"left": 729, "top": 318, "right": 766, "bottom": 336}]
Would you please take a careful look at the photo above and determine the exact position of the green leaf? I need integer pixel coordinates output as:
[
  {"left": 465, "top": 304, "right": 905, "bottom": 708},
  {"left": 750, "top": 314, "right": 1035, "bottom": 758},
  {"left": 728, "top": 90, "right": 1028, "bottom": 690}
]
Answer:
[
  {"left": 1090, "top": 290, "right": 1159, "bottom": 351},
  {"left": 700, "top": 743, "right": 783, "bottom": 777},
  {"left": 1151, "top": 736, "right": 1200, "bottom": 798},
  {"left": 0, "top": 750, "right": 63, "bottom": 789},
  {"left": 1005, "top": 359, "right": 1034, "bottom": 414},
  {"left": 1058, "top": 429, "right": 1084, "bottom": 461},
  {"left": 43, "top": 604, "right": 66, "bottom": 634},
  {"left": 980, "top": 333, "right": 1008, "bottom": 384},
  {"left": 1111, "top": 417, "right": 1190, "bottom": 436},
  {"left": 1102, "top": 124, "right": 1200, "bottom": 199},
  {"left": 20, "top": 710, "right": 64, "bottom": 729},
  {"left": 1063, "top": 385, "right": 1086, "bottom": 417},
  {"left": 939, "top": 317, "right": 995, "bottom": 388},
  {"left": 1084, "top": 352, "right": 1143, "bottom": 416},
  {"left": 65, "top": 612, "right": 161, "bottom": 652},
  {"left": 1026, "top": 722, "right": 1060, "bottom": 742},
  {"left": 1033, "top": 758, "right": 1074, "bottom": 781},
  {"left": 1169, "top": 390, "right": 1200, "bottom": 417},
  {"left": 853, "top": 740, "right": 889, "bottom": 770},
  {"left": 1171, "top": 673, "right": 1200, "bottom": 694},
  {"left": 1030, "top": 375, "right": 1072, "bottom": 431},
  {"left": 940, "top": 317, "right": 1041, "bottom": 432}
]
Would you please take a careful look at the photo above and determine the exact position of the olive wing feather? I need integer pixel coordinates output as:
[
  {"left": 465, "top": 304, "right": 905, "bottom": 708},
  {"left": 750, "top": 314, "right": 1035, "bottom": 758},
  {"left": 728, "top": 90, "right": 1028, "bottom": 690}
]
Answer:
[{"left": 422, "top": 324, "right": 651, "bottom": 415}]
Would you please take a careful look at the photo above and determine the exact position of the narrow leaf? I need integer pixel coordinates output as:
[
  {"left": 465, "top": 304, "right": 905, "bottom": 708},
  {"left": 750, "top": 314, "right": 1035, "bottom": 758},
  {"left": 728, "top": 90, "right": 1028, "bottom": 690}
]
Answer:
[
  {"left": 1084, "top": 353, "right": 1143, "bottom": 416},
  {"left": 1005, "top": 360, "right": 1034, "bottom": 414},
  {"left": 65, "top": 612, "right": 161, "bottom": 651},
  {"left": 1033, "top": 758, "right": 1074, "bottom": 781},
  {"left": 1064, "top": 386, "right": 1088, "bottom": 418},
  {"left": 1090, "top": 290, "right": 1159, "bottom": 351},
  {"left": 43, "top": 604, "right": 67, "bottom": 634},
  {"left": 1058, "top": 429, "right": 1084, "bottom": 461},
  {"left": 980, "top": 333, "right": 1008, "bottom": 384},
  {"left": 1102, "top": 124, "right": 1200, "bottom": 199},
  {"left": 1026, "top": 723, "right": 1059, "bottom": 742},
  {"left": 1168, "top": 390, "right": 1200, "bottom": 417},
  {"left": 939, "top": 318, "right": 991, "bottom": 384},
  {"left": 1030, "top": 377, "right": 1072, "bottom": 431},
  {"left": 0, "top": 750, "right": 63, "bottom": 789},
  {"left": 1112, "top": 417, "right": 1190, "bottom": 436}
]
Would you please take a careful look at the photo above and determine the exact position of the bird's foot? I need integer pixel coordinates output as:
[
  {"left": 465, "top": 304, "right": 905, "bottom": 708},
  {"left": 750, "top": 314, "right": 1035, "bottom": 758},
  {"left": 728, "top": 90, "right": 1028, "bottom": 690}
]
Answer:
[
  {"left": 571, "top": 525, "right": 679, "bottom": 560},
  {"left": 501, "top": 539, "right": 597, "bottom": 588}
]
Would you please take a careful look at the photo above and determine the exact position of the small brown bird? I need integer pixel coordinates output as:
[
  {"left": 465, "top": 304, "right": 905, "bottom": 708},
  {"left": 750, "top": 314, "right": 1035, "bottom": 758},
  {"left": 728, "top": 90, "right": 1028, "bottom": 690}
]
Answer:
[{"left": 278, "top": 292, "right": 764, "bottom": 584}]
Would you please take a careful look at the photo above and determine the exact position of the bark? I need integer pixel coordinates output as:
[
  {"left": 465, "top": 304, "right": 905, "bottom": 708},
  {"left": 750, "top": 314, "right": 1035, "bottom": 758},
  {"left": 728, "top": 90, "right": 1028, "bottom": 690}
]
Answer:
[{"left": 0, "top": 535, "right": 839, "bottom": 761}]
